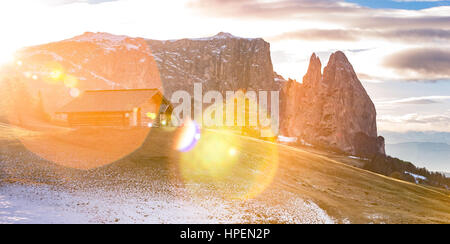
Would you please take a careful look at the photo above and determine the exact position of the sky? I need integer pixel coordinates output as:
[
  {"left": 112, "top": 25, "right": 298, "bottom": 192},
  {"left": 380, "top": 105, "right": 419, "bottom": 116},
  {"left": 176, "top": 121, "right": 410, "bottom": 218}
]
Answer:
[{"left": 0, "top": 0, "right": 449, "bottom": 134}]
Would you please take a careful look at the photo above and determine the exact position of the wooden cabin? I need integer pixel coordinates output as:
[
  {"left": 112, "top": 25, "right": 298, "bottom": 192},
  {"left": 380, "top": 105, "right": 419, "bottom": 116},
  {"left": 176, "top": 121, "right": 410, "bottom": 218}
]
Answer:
[{"left": 56, "top": 89, "right": 172, "bottom": 127}]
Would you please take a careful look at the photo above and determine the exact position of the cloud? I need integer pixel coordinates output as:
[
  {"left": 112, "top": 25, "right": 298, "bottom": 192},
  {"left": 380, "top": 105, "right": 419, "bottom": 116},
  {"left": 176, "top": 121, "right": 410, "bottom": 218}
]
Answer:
[
  {"left": 187, "top": 0, "right": 360, "bottom": 19},
  {"left": 356, "top": 73, "right": 391, "bottom": 83},
  {"left": 383, "top": 48, "right": 450, "bottom": 80},
  {"left": 271, "top": 50, "right": 295, "bottom": 64},
  {"left": 188, "top": 0, "right": 450, "bottom": 30},
  {"left": 187, "top": 0, "right": 450, "bottom": 48},
  {"left": 378, "top": 96, "right": 450, "bottom": 105},
  {"left": 380, "top": 28, "right": 450, "bottom": 42},
  {"left": 349, "top": 15, "right": 450, "bottom": 29},
  {"left": 269, "top": 29, "right": 359, "bottom": 42},
  {"left": 378, "top": 113, "right": 450, "bottom": 132},
  {"left": 269, "top": 28, "right": 450, "bottom": 43},
  {"left": 379, "top": 113, "right": 450, "bottom": 124}
]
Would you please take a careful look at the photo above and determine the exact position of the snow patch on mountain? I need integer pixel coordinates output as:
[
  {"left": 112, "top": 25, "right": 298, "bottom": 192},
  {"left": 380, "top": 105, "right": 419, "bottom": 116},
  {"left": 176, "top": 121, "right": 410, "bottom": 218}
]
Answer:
[
  {"left": 164, "top": 32, "right": 260, "bottom": 43},
  {"left": 67, "top": 32, "right": 128, "bottom": 45},
  {"left": 65, "top": 32, "right": 153, "bottom": 56}
]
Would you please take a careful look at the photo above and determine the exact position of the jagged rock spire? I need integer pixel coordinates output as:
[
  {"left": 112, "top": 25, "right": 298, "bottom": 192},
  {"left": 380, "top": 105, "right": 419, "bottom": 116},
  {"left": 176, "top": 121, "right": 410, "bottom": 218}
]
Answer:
[
  {"left": 280, "top": 51, "right": 385, "bottom": 157},
  {"left": 302, "top": 53, "right": 322, "bottom": 86}
]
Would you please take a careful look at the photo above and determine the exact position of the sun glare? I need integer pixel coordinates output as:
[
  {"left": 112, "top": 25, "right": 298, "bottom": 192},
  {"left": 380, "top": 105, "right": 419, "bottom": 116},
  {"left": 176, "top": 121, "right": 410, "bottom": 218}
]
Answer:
[
  {"left": 228, "top": 148, "right": 237, "bottom": 156},
  {"left": 175, "top": 119, "right": 201, "bottom": 152},
  {"left": 146, "top": 112, "right": 157, "bottom": 120},
  {"left": 0, "top": 47, "right": 18, "bottom": 66},
  {"left": 50, "top": 70, "right": 63, "bottom": 80},
  {"left": 174, "top": 129, "right": 280, "bottom": 200},
  {"left": 69, "top": 88, "right": 80, "bottom": 98}
]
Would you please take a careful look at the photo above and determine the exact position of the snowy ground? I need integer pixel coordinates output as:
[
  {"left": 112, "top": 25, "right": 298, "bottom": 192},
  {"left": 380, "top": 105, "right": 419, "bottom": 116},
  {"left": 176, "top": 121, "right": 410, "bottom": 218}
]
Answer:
[
  {"left": 0, "top": 183, "right": 334, "bottom": 224},
  {"left": 1, "top": 126, "right": 449, "bottom": 223},
  {"left": 0, "top": 124, "right": 336, "bottom": 224}
]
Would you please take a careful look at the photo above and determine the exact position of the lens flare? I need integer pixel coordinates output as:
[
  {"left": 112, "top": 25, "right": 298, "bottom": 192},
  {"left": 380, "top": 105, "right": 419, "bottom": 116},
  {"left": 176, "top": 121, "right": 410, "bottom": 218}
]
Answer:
[
  {"left": 171, "top": 92, "right": 280, "bottom": 200},
  {"left": 50, "top": 70, "right": 63, "bottom": 80},
  {"left": 69, "top": 88, "right": 80, "bottom": 98},
  {"left": 5, "top": 42, "right": 164, "bottom": 171},
  {"left": 146, "top": 112, "right": 157, "bottom": 120},
  {"left": 175, "top": 119, "right": 201, "bottom": 152},
  {"left": 64, "top": 75, "right": 78, "bottom": 88},
  {"left": 174, "top": 129, "right": 279, "bottom": 201},
  {"left": 229, "top": 147, "right": 237, "bottom": 156}
]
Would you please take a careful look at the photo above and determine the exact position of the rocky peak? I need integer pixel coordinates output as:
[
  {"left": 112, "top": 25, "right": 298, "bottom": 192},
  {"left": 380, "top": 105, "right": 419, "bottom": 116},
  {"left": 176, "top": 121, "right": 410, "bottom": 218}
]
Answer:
[
  {"left": 147, "top": 33, "right": 276, "bottom": 97},
  {"left": 7, "top": 31, "right": 275, "bottom": 114},
  {"left": 68, "top": 32, "right": 129, "bottom": 43},
  {"left": 281, "top": 51, "right": 385, "bottom": 157},
  {"left": 195, "top": 32, "right": 261, "bottom": 41},
  {"left": 327, "top": 51, "right": 350, "bottom": 66},
  {"left": 302, "top": 53, "right": 322, "bottom": 87},
  {"left": 213, "top": 32, "right": 238, "bottom": 39},
  {"left": 323, "top": 51, "right": 358, "bottom": 86},
  {"left": 10, "top": 32, "right": 161, "bottom": 112}
]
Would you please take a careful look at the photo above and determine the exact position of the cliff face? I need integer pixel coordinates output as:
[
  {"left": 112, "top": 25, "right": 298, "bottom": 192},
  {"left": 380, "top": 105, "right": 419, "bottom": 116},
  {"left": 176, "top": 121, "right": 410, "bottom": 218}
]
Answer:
[
  {"left": 9, "top": 32, "right": 162, "bottom": 112},
  {"left": 281, "top": 51, "right": 385, "bottom": 156},
  {"left": 8, "top": 32, "right": 277, "bottom": 112},
  {"left": 4, "top": 31, "right": 384, "bottom": 156},
  {"left": 147, "top": 32, "right": 278, "bottom": 97}
]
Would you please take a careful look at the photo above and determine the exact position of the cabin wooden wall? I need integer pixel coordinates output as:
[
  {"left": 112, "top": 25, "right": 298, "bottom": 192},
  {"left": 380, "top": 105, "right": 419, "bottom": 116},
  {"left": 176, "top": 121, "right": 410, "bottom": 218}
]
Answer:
[{"left": 67, "top": 112, "right": 129, "bottom": 127}]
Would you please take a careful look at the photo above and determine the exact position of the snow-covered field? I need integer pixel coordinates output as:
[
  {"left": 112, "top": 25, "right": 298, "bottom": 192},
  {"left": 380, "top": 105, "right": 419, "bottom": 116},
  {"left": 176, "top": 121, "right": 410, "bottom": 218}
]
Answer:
[
  {"left": 2, "top": 126, "right": 447, "bottom": 224},
  {"left": 0, "top": 124, "right": 337, "bottom": 224},
  {"left": 0, "top": 183, "right": 334, "bottom": 224}
]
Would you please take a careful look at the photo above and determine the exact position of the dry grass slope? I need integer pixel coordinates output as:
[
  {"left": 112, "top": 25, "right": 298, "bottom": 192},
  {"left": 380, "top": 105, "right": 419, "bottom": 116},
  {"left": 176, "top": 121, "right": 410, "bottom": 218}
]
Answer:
[{"left": 0, "top": 123, "right": 449, "bottom": 223}]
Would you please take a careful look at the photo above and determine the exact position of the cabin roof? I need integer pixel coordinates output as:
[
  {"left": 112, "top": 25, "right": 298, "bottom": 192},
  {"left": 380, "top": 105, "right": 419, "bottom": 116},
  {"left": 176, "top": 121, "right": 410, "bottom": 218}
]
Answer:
[{"left": 57, "top": 89, "right": 168, "bottom": 113}]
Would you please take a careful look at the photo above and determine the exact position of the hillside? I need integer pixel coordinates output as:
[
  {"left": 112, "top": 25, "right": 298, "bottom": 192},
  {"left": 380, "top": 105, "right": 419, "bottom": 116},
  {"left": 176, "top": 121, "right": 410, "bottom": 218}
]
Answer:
[{"left": 0, "top": 123, "right": 448, "bottom": 223}]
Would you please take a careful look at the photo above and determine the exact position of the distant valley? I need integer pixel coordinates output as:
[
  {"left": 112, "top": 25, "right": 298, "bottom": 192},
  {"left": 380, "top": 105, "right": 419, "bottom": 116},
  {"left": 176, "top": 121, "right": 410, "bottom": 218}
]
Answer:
[
  {"left": 382, "top": 131, "right": 450, "bottom": 145},
  {"left": 386, "top": 142, "right": 450, "bottom": 172}
]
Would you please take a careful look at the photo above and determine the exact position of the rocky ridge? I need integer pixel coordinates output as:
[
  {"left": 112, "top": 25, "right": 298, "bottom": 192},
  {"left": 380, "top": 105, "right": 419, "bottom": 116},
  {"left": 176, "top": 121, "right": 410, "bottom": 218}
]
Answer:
[{"left": 280, "top": 52, "right": 385, "bottom": 156}]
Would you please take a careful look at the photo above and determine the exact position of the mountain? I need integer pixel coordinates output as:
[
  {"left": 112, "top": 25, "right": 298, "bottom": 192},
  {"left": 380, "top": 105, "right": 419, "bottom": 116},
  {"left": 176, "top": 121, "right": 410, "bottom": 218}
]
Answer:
[
  {"left": 386, "top": 142, "right": 450, "bottom": 172},
  {"left": 2, "top": 32, "right": 278, "bottom": 113},
  {"left": 146, "top": 32, "right": 278, "bottom": 97},
  {"left": 280, "top": 52, "right": 385, "bottom": 157},
  {"left": 4, "top": 32, "right": 162, "bottom": 112},
  {"left": 2, "top": 32, "right": 384, "bottom": 157}
]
